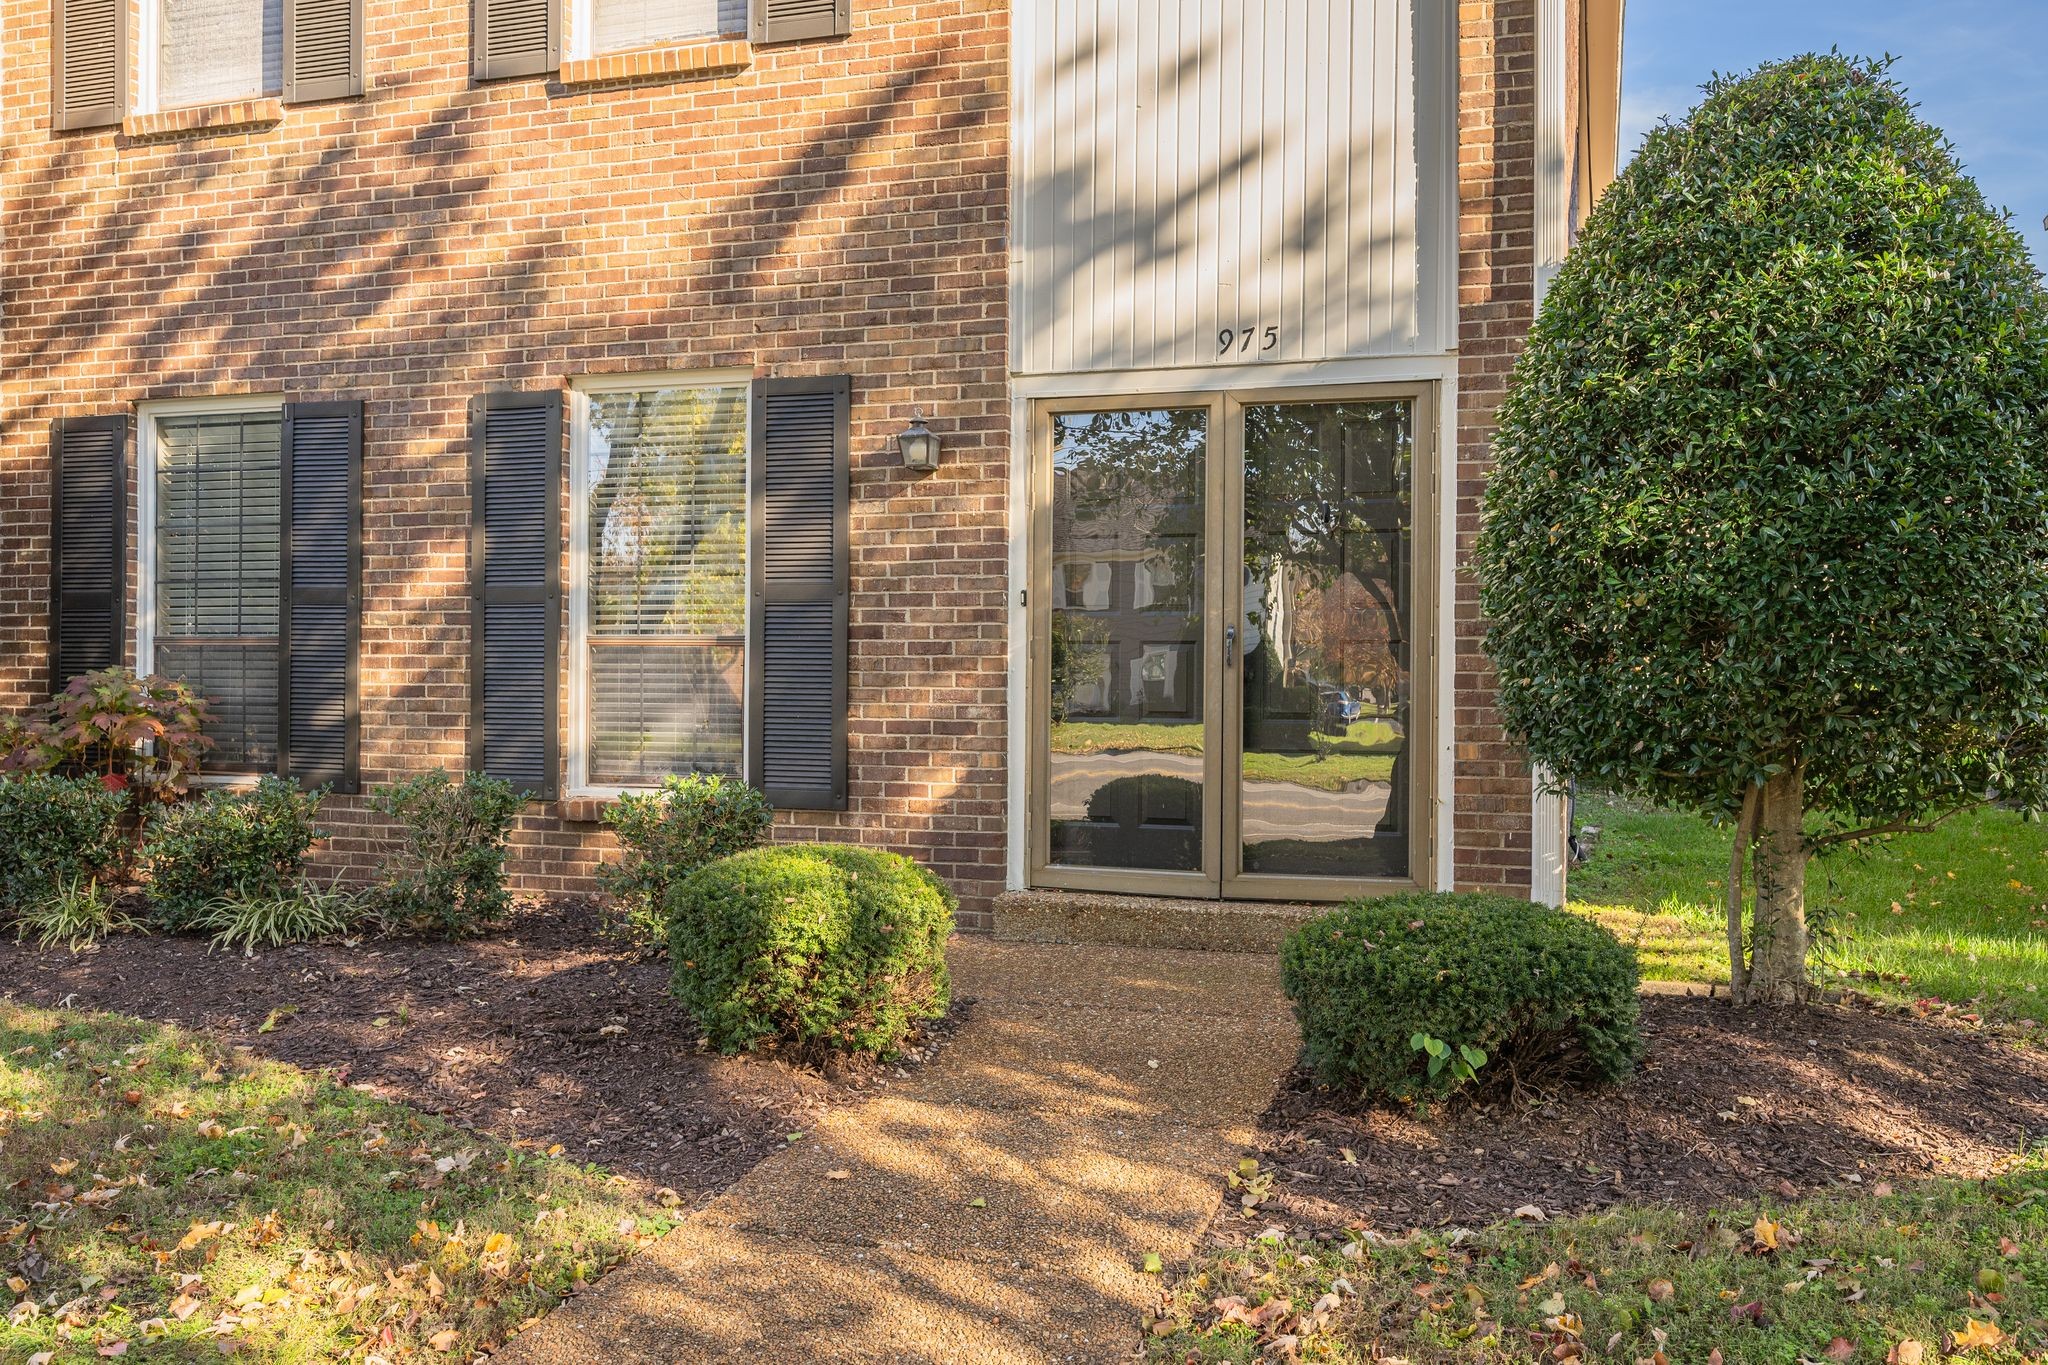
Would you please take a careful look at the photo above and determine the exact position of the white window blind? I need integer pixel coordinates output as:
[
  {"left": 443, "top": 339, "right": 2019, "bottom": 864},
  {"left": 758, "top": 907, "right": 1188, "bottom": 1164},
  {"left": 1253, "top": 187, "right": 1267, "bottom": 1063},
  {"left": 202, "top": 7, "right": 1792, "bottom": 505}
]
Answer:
[
  {"left": 155, "top": 410, "right": 283, "bottom": 772},
  {"left": 588, "top": 0, "right": 740, "bottom": 55},
  {"left": 157, "top": 0, "right": 283, "bottom": 108},
  {"left": 583, "top": 384, "right": 747, "bottom": 786}
]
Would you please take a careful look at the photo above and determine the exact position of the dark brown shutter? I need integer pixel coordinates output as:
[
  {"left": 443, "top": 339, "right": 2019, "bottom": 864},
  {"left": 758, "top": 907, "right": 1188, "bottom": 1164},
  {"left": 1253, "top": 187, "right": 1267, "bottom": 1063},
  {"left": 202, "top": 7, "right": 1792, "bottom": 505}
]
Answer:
[
  {"left": 280, "top": 401, "right": 362, "bottom": 793},
  {"left": 51, "top": 0, "right": 126, "bottom": 130},
  {"left": 472, "top": 0, "right": 558, "bottom": 81},
  {"left": 749, "top": 0, "right": 849, "bottom": 44},
  {"left": 469, "top": 392, "right": 560, "bottom": 799},
  {"left": 49, "top": 416, "right": 127, "bottom": 692},
  {"left": 748, "top": 377, "right": 848, "bottom": 811},
  {"left": 284, "top": 0, "right": 363, "bottom": 102}
]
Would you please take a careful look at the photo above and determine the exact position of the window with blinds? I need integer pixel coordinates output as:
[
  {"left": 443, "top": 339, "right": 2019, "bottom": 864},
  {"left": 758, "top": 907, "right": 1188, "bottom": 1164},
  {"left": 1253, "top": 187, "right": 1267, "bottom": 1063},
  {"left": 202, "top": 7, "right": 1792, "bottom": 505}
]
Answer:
[
  {"left": 582, "top": 383, "right": 747, "bottom": 786},
  {"left": 156, "top": 0, "right": 283, "bottom": 108},
  {"left": 585, "top": 0, "right": 740, "bottom": 55},
  {"left": 154, "top": 410, "right": 283, "bottom": 772}
]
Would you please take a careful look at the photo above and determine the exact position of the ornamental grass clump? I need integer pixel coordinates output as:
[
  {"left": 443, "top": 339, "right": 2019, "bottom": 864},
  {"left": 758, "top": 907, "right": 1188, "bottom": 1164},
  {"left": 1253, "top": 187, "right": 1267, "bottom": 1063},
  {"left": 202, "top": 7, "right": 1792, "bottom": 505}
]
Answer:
[
  {"left": 667, "top": 844, "right": 953, "bottom": 1060},
  {"left": 1281, "top": 892, "right": 1642, "bottom": 1104},
  {"left": 1475, "top": 53, "right": 2048, "bottom": 1005}
]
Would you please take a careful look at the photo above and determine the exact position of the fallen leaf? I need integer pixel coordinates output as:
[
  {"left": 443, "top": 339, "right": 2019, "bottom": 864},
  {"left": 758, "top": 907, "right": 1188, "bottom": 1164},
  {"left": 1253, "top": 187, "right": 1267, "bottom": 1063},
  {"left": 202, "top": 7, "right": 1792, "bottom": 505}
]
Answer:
[
  {"left": 967, "top": 1197, "right": 986, "bottom": 1209},
  {"left": 1646, "top": 1279, "right": 1675, "bottom": 1303},
  {"left": 1826, "top": 1338, "right": 1856, "bottom": 1362},
  {"left": 97, "top": 1345, "right": 128, "bottom": 1359},
  {"left": 1949, "top": 1319, "right": 2007, "bottom": 1352},
  {"left": 1888, "top": 1341, "right": 1926, "bottom": 1365},
  {"left": 428, "top": 1328, "right": 460, "bottom": 1351},
  {"left": 50, "top": 1159, "right": 77, "bottom": 1176},
  {"left": 1142, "top": 1253, "right": 1164, "bottom": 1274},
  {"left": 824, "top": 1170, "right": 851, "bottom": 1181},
  {"left": 1752, "top": 1216, "right": 1781, "bottom": 1252}
]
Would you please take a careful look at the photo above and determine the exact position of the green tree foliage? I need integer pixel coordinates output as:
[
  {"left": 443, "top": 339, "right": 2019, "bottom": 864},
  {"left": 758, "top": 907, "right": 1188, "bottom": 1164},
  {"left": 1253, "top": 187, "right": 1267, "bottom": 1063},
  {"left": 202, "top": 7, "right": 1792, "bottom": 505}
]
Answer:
[{"left": 1476, "top": 54, "right": 2048, "bottom": 1002}]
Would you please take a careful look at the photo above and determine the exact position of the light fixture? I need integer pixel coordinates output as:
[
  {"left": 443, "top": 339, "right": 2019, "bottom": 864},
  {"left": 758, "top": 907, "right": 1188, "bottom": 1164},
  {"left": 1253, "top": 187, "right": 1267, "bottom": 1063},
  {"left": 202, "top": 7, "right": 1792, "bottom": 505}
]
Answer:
[{"left": 897, "top": 412, "right": 941, "bottom": 472}]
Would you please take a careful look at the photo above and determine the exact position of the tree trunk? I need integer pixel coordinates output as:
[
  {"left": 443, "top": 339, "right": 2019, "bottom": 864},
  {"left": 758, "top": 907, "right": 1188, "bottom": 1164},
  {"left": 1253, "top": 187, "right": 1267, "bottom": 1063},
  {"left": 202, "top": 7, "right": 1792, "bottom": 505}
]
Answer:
[{"left": 1744, "top": 763, "right": 1811, "bottom": 1005}]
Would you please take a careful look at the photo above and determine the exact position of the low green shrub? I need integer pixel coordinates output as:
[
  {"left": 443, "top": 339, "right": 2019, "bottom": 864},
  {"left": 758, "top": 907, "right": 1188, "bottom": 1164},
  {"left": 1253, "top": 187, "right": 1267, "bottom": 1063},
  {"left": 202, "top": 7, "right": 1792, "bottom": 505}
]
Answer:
[
  {"left": 12, "top": 877, "right": 140, "bottom": 951},
  {"left": 0, "top": 773, "right": 130, "bottom": 913},
  {"left": 193, "top": 884, "right": 359, "bottom": 953},
  {"left": 600, "top": 773, "right": 772, "bottom": 947},
  {"left": 668, "top": 844, "right": 953, "bottom": 1058},
  {"left": 368, "top": 770, "right": 526, "bottom": 938},
  {"left": 1281, "top": 891, "right": 1642, "bottom": 1104},
  {"left": 142, "top": 778, "right": 326, "bottom": 930}
]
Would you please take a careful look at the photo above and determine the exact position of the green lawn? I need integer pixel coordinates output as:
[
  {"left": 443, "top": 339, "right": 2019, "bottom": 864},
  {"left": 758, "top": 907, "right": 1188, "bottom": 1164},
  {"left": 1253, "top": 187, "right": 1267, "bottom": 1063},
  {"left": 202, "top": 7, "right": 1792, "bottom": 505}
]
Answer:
[
  {"left": 1050, "top": 719, "right": 1401, "bottom": 791},
  {"left": 1570, "top": 792, "right": 2048, "bottom": 1025},
  {"left": 0, "top": 1002, "right": 674, "bottom": 1362},
  {"left": 1148, "top": 1152, "right": 2048, "bottom": 1363}
]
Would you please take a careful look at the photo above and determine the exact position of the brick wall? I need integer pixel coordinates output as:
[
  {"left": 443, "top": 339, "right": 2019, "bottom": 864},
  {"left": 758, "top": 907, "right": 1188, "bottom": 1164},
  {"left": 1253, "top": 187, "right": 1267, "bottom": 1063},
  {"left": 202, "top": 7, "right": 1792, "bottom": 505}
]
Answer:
[
  {"left": 1452, "top": 0, "right": 1539, "bottom": 896},
  {"left": 0, "top": 2, "right": 1012, "bottom": 922}
]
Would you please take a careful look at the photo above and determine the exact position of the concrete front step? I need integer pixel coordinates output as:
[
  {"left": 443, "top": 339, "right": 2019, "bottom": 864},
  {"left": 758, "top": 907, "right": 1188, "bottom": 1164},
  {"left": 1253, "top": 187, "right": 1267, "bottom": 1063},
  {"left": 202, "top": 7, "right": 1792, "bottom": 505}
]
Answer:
[{"left": 992, "top": 888, "right": 1326, "bottom": 953}]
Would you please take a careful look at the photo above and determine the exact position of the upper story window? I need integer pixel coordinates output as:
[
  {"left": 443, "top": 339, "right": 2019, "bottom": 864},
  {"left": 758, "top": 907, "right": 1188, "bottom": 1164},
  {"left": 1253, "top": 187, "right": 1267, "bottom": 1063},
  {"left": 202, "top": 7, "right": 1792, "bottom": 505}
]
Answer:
[
  {"left": 150, "top": 0, "right": 284, "bottom": 108},
  {"left": 577, "top": 0, "right": 743, "bottom": 56}
]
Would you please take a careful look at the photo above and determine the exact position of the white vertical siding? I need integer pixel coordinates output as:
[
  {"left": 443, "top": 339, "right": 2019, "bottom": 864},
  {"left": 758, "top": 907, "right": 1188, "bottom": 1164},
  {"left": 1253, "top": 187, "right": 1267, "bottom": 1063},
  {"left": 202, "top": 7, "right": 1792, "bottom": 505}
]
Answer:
[{"left": 1015, "top": 0, "right": 1440, "bottom": 376}]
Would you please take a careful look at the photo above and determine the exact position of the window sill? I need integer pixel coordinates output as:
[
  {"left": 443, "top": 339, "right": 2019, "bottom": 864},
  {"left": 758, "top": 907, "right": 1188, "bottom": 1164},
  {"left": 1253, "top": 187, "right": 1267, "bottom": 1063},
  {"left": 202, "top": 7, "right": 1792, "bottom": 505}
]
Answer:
[
  {"left": 123, "top": 98, "right": 284, "bottom": 140},
  {"left": 557, "top": 37, "right": 752, "bottom": 89},
  {"left": 557, "top": 795, "right": 619, "bottom": 824}
]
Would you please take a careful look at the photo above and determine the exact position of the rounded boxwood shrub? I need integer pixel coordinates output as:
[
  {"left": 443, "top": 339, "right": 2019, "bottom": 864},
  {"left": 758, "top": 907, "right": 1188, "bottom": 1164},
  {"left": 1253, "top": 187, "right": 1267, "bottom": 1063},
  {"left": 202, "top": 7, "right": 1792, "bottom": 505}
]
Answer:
[
  {"left": 1281, "top": 892, "right": 1642, "bottom": 1103},
  {"left": 142, "top": 777, "right": 326, "bottom": 931},
  {"left": 668, "top": 843, "right": 953, "bottom": 1059}
]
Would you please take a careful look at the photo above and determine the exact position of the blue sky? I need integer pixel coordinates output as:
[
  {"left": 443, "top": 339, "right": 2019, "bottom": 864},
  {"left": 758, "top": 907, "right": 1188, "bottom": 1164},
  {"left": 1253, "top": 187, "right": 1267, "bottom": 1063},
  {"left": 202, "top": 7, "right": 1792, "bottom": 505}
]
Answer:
[{"left": 1621, "top": 0, "right": 2048, "bottom": 271}]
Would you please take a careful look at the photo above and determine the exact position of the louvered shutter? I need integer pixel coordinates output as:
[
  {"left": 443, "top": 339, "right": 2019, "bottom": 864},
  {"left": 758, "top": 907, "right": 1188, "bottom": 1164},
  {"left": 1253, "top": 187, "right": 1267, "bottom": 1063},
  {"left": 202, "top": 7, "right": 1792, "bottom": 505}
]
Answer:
[
  {"left": 49, "top": 416, "right": 127, "bottom": 692},
  {"left": 748, "top": 377, "right": 848, "bottom": 811},
  {"left": 280, "top": 401, "right": 361, "bottom": 792},
  {"left": 284, "top": 0, "right": 362, "bottom": 101},
  {"left": 51, "top": 0, "right": 126, "bottom": 130},
  {"left": 749, "top": 0, "right": 847, "bottom": 43},
  {"left": 472, "top": 0, "right": 558, "bottom": 81},
  {"left": 470, "top": 392, "right": 560, "bottom": 799}
]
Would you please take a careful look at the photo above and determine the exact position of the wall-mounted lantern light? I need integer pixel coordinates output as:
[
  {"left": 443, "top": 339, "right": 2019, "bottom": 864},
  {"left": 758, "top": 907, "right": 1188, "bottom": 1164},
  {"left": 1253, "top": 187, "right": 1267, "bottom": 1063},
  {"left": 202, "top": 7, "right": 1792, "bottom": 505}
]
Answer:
[{"left": 897, "top": 413, "right": 941, "bottom": 472}]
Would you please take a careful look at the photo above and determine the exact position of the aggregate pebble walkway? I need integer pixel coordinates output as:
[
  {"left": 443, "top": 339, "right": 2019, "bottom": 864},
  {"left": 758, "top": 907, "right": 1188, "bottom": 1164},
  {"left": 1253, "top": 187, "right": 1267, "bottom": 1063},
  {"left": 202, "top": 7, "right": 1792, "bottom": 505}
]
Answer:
[{"left": 494, "top": 937, "right": 1298, "bottom": 1364}]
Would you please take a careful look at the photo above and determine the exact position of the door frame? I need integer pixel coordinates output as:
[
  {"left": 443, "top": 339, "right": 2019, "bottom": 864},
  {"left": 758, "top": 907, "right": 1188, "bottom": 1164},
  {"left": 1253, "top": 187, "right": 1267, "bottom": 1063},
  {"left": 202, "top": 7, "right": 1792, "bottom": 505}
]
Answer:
[{"left": 1025, "top": 382, "right": 1439, "bottom": 902}]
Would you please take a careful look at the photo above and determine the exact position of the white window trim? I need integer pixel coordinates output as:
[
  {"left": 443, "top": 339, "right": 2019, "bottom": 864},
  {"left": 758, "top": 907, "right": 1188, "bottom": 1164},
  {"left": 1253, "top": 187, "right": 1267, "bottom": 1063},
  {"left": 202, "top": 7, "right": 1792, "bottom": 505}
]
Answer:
[
  {"left": 566, "top": 369, "right": 754, "bottom": 800},
  {"left": 136, "top": 393, "right": 287, "bottom": 788}
]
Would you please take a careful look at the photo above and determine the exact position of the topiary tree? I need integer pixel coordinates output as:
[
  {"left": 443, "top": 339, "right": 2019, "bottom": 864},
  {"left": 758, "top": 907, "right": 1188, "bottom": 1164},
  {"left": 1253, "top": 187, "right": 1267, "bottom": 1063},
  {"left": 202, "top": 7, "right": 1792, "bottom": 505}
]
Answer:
[{"left": 1476, "top": 54, "right": 2048, "bottom": 1005}]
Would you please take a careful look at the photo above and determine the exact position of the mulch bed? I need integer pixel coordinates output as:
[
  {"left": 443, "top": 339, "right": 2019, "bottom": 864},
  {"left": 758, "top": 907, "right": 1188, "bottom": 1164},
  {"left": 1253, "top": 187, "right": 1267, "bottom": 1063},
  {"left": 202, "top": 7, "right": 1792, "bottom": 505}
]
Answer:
[
  {"left": 0, "top": 898, "right": 963, "bottom": 1206},
  {"left": 1223, "top": 988, "right": 2048, "bottom": 1241}
]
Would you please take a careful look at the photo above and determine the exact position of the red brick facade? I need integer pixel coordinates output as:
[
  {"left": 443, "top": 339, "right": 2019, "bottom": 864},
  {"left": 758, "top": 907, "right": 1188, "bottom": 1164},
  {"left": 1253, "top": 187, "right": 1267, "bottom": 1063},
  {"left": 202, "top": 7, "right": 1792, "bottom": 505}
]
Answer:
[
  {"left": 1, "top": 0, "right": 1547, "bottom": 921},
  {"left": 1453, "top": 0, "right": 1539, "bottom": 897}
]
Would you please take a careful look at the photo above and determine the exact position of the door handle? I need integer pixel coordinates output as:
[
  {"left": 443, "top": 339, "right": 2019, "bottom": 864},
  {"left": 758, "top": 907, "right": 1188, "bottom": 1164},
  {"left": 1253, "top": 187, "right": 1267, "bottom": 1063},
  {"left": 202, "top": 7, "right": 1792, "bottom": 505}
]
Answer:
[{"left": 1224, "top": 624, "right": 1237, "bottom": 667}]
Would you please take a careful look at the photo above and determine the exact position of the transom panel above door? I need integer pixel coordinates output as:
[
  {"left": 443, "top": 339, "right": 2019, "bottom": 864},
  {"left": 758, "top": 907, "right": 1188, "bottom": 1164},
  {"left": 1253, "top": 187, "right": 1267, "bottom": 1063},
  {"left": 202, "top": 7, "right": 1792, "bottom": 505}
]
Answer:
[{"left": 1028, "top": 385, "right": 1436, "bottom": 902}]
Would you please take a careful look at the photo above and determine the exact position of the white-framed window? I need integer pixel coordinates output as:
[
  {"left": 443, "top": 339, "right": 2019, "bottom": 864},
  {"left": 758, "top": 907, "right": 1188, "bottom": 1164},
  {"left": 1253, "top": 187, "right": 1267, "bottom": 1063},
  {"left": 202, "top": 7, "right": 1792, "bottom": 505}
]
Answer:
[
  {"left": 569, "top": 0, "right": 743, "bottom": 58},
  {"left": 568, "top": 371, "right": 751, "bottom": 796},
  {"left": 139, "top": 0, "right": 285, "bottom": 110},
  {"left": 137, "top": 395, "right": 287, "bottom": 775}
]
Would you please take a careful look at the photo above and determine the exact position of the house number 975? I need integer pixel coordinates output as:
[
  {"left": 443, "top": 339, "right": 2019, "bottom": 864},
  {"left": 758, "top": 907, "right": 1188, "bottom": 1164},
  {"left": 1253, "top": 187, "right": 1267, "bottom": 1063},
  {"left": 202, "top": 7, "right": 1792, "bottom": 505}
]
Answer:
[{"left": 1218, "top": 325, "right": 1280, "bottom": 356}]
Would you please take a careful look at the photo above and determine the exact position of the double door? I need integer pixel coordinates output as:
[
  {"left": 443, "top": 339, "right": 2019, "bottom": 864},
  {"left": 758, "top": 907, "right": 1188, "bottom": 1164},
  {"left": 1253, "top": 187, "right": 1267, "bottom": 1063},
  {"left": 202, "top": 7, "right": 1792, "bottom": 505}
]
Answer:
[{"left": 1029, "top": 385, "right": 1435, "bottom": 900}]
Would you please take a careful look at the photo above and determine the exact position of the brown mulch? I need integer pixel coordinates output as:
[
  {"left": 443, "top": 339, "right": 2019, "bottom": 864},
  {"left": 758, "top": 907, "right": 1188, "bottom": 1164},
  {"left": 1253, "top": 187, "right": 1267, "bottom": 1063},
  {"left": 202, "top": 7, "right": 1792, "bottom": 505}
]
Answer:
[
  {"left": 1224, "top": 989, "right": 2048, "bottom": 1241},
  {"left": 0, "top": 898, "right": 963, "bottom": 1205}
]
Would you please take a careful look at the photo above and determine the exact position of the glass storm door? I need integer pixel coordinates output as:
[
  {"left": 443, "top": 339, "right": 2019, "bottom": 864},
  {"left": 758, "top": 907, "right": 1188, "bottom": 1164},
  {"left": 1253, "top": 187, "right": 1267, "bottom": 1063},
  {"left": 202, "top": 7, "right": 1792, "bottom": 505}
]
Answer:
[
  {"left": 1034, "top": 404, "right": 1221, "bottom": 895},
  {"left": 1031, "top": 389, "right": 1431, "bottom": 900},
  {"left": 1226, "top": 395, "right": 1424, "bottom": 898}
]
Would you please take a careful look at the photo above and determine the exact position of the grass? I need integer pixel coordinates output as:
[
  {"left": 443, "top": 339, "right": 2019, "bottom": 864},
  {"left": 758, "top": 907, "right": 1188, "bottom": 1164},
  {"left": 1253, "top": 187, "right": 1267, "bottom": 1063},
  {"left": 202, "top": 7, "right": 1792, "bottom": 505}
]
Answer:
[
  {"left": 1051, "top": 719, "right": 1401, "bottom": 790},
  {"left": 0, "top": 1000, "right": 675, "bottom": 1363},
  {"left": 1149, "top": 1152, "right": 2048, "bottom": 1363},
  {"left": 1570, "top": 792, "right": 2048, "bottom": 1025}
]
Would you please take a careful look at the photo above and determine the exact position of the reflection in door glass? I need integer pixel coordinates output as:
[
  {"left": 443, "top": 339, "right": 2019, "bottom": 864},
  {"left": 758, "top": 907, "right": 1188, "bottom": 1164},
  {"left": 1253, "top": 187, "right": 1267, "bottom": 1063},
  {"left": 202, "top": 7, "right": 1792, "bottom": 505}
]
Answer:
[
  {"left": 1046, "top": 409, "right": 1207, "bottom": 872},
  {"left": 1240, "top": 400, "right": 1412, "bottom": 879}
]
